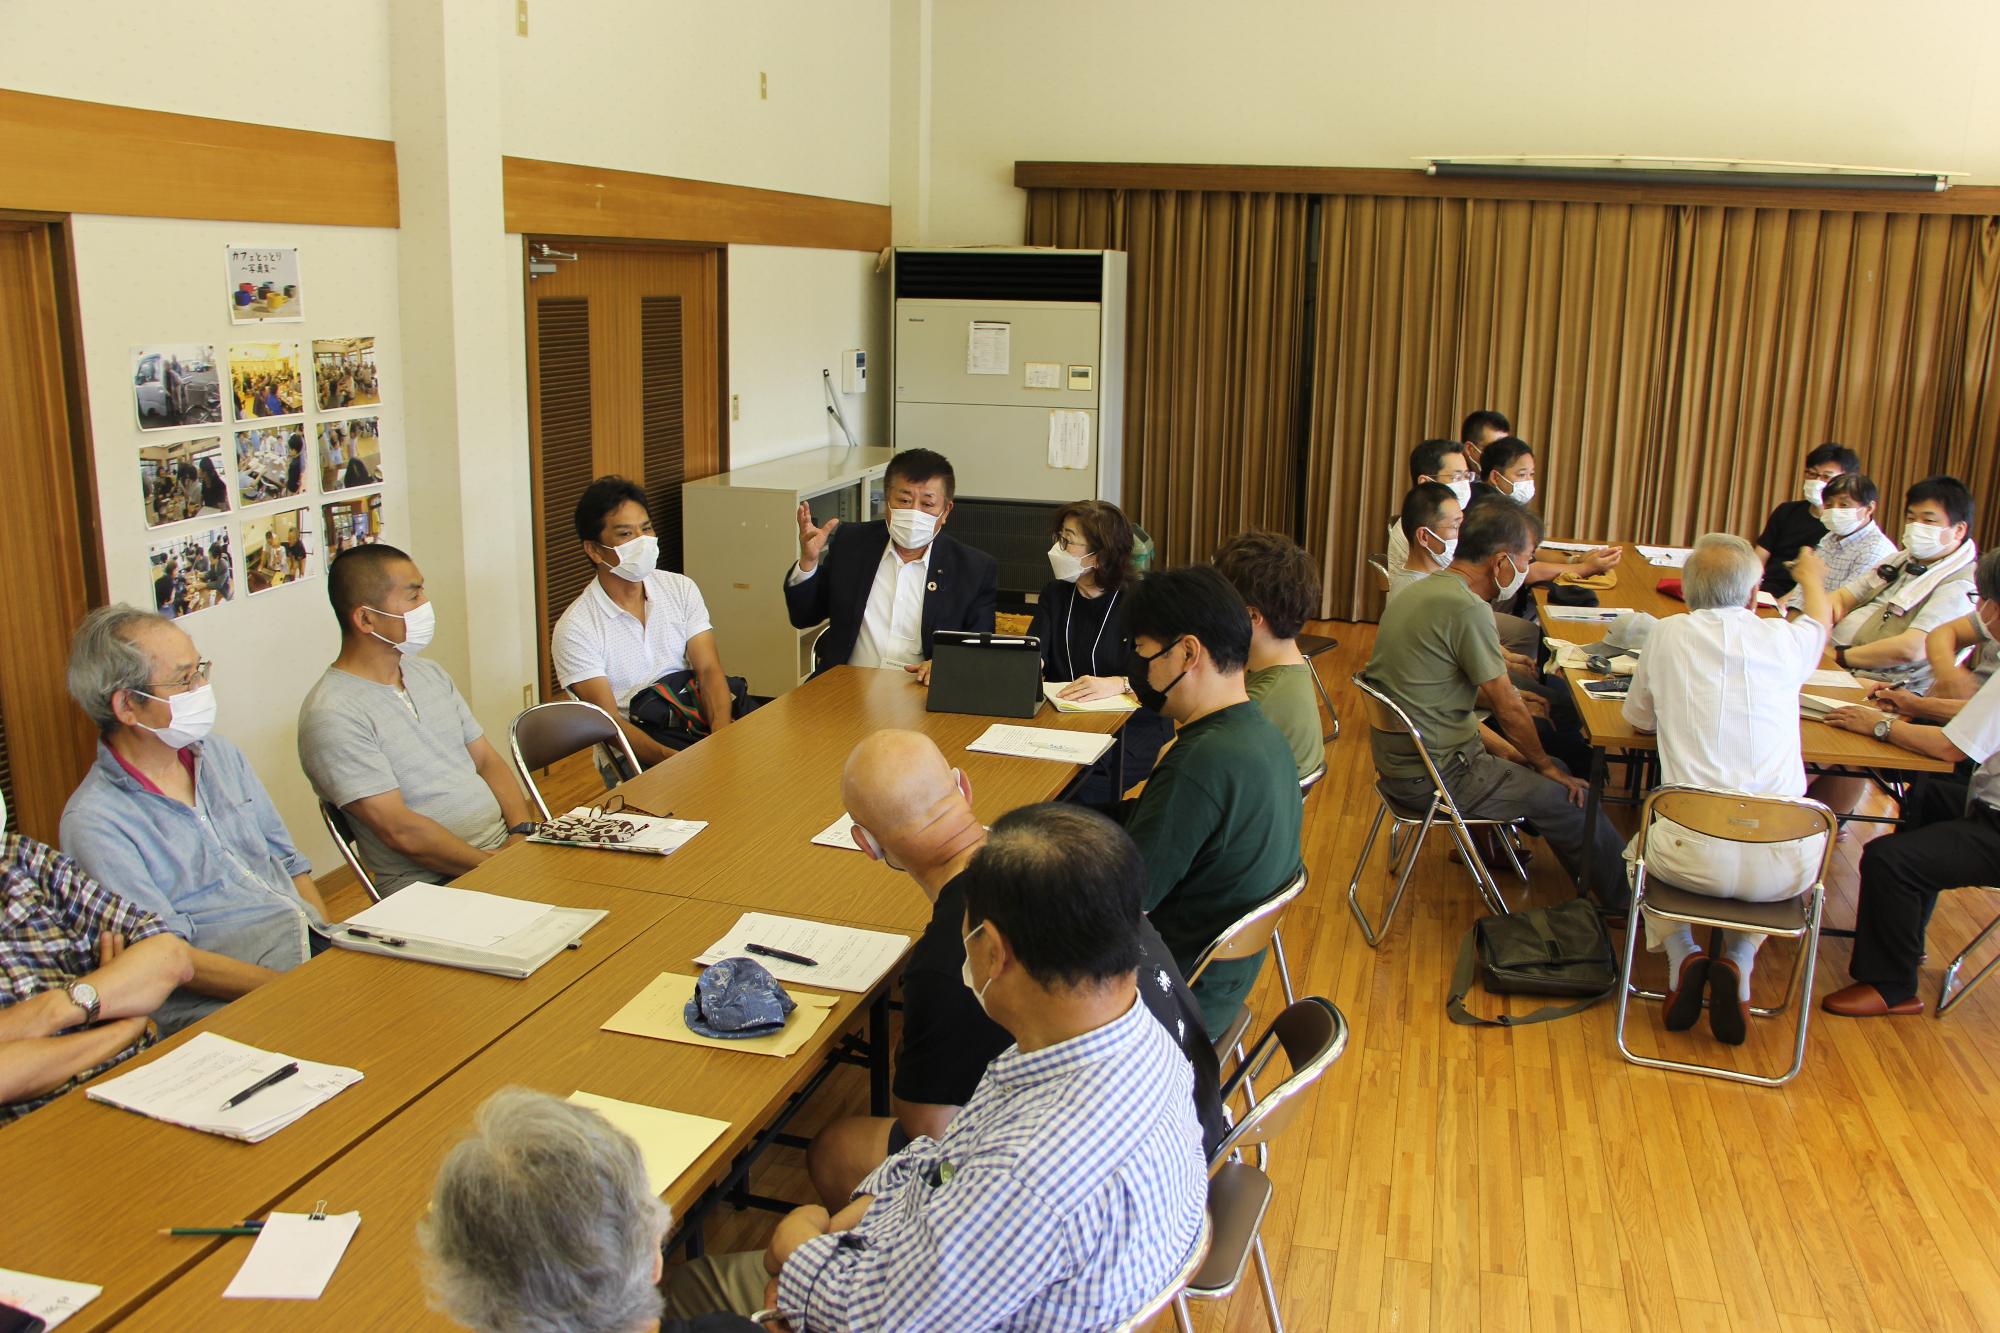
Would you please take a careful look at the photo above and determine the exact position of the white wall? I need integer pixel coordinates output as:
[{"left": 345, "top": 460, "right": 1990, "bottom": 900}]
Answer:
[
  {"left": 0, "top": 1, "right": 393, "bottom": 138},
  {"left": 912, "top": 0, "right": 2000, "bottom": 245},
  {"left": 70, "top": 216, "right": 408, "bottom": 873},
  {"left": 728, "top": 246, "right": 888, "bottom": 467}
]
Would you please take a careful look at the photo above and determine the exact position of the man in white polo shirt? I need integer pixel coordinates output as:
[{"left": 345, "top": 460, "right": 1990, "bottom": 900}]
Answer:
[{"left": 551, "top": 477, "right": 736, "bottom": 768}]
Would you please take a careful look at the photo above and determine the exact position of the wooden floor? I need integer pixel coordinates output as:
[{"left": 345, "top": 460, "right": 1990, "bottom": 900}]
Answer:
[{"left": 331, "top": 625, "right": 2000, "bottom": 1331}]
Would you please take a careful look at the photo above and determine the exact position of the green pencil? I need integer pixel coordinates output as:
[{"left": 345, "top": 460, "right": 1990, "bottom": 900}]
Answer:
[{"left": 159, "top": 1223, "right": 262, "bottom": 1237}]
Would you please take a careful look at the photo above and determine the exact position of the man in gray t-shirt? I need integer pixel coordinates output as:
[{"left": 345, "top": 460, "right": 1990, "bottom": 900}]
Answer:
[
  {"left": 299, "top": 545, "right": 535, "bottom": 895},
  {"left": 1364, "top": 501, "right": 1628, "bottom": 906}
]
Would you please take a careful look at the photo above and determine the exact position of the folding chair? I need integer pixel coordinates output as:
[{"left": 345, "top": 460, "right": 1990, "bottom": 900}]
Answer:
[
  {"left": 1614, "top": 786, "right": 1836, "bottom": 1087},
  {"left": 509, "top": 700, "right": 643, "bottom": 822},
  {"left": 1188, "top": 868, "right": 1307, "bottom": 1099},
  {"left": 1939, "top": 897, "right": 2000, "bottom": 1017},
  {"left": 1366, "top": 551, "right": 1393, "bottom": 591},
  {"left": 1345, "top": 673, "right": 1529, "bottom": 948},
  {"left": 320, "top": 800, "right": 384, "bottom": 903},
  {"left": 1296, "top": 632, "right": 1341, "bottom": 741},
  {"left": 1173, "top": 996, "right": 1351, "bottom": 1333},
  {"left": 1111, "top": 1213, "right": 1211, "bottom": 1333}
]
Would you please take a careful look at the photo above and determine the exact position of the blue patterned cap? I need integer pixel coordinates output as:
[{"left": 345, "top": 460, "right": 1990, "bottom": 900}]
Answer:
[{"left": 685, "top": 956, "right": 797, "bottom": 1039}]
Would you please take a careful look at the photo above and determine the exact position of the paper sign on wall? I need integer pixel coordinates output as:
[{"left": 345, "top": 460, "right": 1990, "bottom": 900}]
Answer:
[
  {"left": 967, "top": 321, "right": 1011, "bottom": 375},
  {"left": 1048, "top": 410, "right": 1091, "bottom": 469},
  {"left": 1025, "top": 362, "right": 1062, "bottom": 389}
]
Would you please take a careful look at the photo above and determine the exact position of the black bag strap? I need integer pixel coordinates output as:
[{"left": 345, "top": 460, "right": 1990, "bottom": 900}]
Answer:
[{"left": 1446, "top": 919, "right": 1617, "bottom": 1028}]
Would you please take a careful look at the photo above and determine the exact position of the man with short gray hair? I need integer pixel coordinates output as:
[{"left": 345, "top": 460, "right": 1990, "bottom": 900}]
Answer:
[
  {"left": 1620, "top": 535, "right": 1833, "bottom": 1044},
  {"left": 419, "top": 1088, "right": 757, "bottom": 1333},
  {"left": 61, "top": 605, "right": 326, "bottom": 1031}
]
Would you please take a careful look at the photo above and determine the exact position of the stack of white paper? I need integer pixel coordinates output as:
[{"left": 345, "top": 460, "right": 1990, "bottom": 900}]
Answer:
[
  {"left": 1638, "top": 545, "right": 1693, "bottom": 568},
  {"left": 528, "top": 810, "right": 707, "bottom": 856},
  {"left": 810, "top": 813, "right": 861, "bottom": 850},
  {"left": 223, "top": 1211, "right": 362, "bottom": 1301},
  {"left": 1543, "top": 606, "right": 1624, "bottom": 624},
  {"left": 85, "top": 1033, "right": 362, "bottom": 1143},
  {"left": 695, "top": 912, "right": 910, "bottom": 993},
  {"left": 333, "top": 883, "right": 605, "bottom": 978},
  {"left": 966, "top": 723, "right": 1116, "bottom": 764},
  {"left": 1799, "top": 692, "right": 1850, "bottom": 720},
  {"left": 0, "top": 1267, "right": 101, "bottom": 1328},
  {"left": 1043, "top": 682, "right": 1139, "bottom": 714},
  {"left": 1539, "top": 540, "right": 1606, "bottom": 553},
  {"left": 1807, "top": 668, "right": 1861, "bottom": 690}
]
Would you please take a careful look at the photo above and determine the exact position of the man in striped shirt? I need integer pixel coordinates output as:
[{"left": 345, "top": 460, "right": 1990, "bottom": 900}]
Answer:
[
  {"left": 665, "top": 804, "right": 1208, "bottom": 1330},
  {"left": 0, "top": 794, "right": 193, "bottom": 1124}
]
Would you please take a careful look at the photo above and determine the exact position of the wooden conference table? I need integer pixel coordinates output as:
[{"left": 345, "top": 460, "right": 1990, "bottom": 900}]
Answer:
[
  {"left": 1533, "top": 543, "right": 1955, "bottom": 896},
  {"left": 2, "top": 667, "right": 1124, "bottom": 1330}
]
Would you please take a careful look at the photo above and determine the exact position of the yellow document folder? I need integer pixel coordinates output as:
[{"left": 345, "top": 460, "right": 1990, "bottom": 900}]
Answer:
[
  {"left": 565, "top": 1091, "right": 731, "bottom": 1194},
  {"left": 600, "top": 972, "right": 836, "bottom": 1057}
]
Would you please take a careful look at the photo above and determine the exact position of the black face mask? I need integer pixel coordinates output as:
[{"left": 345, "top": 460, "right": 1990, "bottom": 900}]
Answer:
[{"left": 1128, "top": 640, "right": 1188, "bottom": 715}]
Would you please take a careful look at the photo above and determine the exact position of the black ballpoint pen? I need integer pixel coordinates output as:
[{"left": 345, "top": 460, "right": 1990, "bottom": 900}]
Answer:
[
  {"left": 746, "top": 942, "right": 818, "bottom": 967},
  {"left": 345, "top": 928, "right": 407, "bottom": 947},
  {"left": 219, "top": 1062, "right": 300, "bottom": 1112}
]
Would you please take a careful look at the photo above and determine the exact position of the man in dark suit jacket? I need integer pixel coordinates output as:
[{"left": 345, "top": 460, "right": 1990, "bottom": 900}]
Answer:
[{"left": 784, "top": 448, "right": 997, "bottom": 681}]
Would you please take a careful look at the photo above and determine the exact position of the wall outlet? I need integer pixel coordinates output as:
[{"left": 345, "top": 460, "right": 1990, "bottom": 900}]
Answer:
[
  {"left": 759, "top": 71, "right": 768, "bottom": 100},
  {"left": 523, "top": 683, "right": 534, "bottom": 708},
  {"left": 515, "top": 0, "right": 528, "bottom": 36},
  {"left": 731, "top": 393, "right": 741, "bottom": 421}
]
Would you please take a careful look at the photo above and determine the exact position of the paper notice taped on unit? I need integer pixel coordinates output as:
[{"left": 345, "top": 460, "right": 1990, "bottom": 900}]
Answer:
[
  {"left": 1025, "top": 361, "right": 1062, "bottom": 389},
  {"left": 967, "top": 321, "right": 1010, "bottom": 375},
  {"left": 1048, "top": 410, "right": 1090, "bottom": 469}
]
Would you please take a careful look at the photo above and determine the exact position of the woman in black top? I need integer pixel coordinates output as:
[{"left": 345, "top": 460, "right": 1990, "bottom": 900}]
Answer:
[
  {"left": 198, "top": 456, "right": 228, "bottom": 512},
  {"left": 1028, "top": 500, "right": 1173, "bottom": 806}
]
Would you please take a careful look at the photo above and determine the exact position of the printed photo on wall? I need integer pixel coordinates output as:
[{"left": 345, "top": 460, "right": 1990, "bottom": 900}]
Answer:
[
  {"left": 131, "top": 345, "right": 222, "bottom": 431},
  {"left": 225, "top": 245, "right": 304, "bottom": 324},
  {"left": 227, "top": 341, "right": 305, "bottom": 420},
  {"left": 243, "top": 505, "right": 314, "bottom": 595},
  {"left": 312, "top": 336, "right": 381, "bottom": 411},
  {"left": 317, "top": 415, "right": 383, "bottom": 493},
  {"left": 139, "top": 436, "right": 230, "bottom": 529},
  {"left": 148, "top": 525, "right": 235, "bottom": 619},
  {"left": 234, "top": 425, "right": 309, "bottom": 504},
  {"left": 323, "top": 492, "right": 384, "bottom": 557}
]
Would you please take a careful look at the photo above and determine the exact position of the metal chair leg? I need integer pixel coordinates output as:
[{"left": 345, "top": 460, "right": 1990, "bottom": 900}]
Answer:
[
  {"left": 1445, "top": 815, "right": 1508, "bottom": 916},
  {"left": 1938, "top": 909, "right": 2000, "bottom": 1017},
  {"left": 1270, "top": 927, "right": 1296, "bottom": 1005},
  {"left": 1251, "top": 1234, "right": 1285, "bottom": 1333},
  {"left": 1172, "top": 1294, "right": 1195, "bottom": 1332},
  {"left": 1306, "top": 655, "right": 1339, "bottom": 742},
  {"left": 1346, "top": 803, "right": 1397, "bottom": 946}
]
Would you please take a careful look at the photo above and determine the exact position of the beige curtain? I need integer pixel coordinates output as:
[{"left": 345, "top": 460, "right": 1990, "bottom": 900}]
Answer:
[
  {"left": 1027, "top": 188, "right": 1309, "bottom": 565},
  {"left": 1307, "top": 199, "right": 2000, "bottom": 619}
]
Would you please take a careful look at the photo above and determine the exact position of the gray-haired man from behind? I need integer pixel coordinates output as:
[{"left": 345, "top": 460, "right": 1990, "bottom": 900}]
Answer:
[{"left": 1620, "top": 534, "right": 1833, "bottom": 1044}]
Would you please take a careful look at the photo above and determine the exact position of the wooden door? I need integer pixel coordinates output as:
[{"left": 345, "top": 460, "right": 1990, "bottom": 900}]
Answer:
[
  {"left": 0, "top": 220, "right": 101, "bottom": 840},
  {"left": 522, "top": 241, "right": 724, "bottom": 698}
]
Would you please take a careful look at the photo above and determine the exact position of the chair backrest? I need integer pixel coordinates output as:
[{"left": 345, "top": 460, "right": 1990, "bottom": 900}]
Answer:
[
  {"left": 1109, "top": 1211, "right": 1212, "bottom": 1333},
  {"left": 1299, "top": 763, "right": 1327, "bottom": 798},
  {"left": 1351, "top": 672, "right": 1463, "bottom": 803},
  {"left": 1367, "top": 553, "right": 1393, "bottom": 592},
  {"left": 1637, "top": 786, "right": 1838, "bottom": 885},
  {"left": 1211, "top": 996, "right": 1349, "bottom": 1169},
  {"left": 319, "top": 800, "right": 383, "bottom": 903},
  {"left": 509, "top": 700, "right": 642, "bottom": 821},
  {"left": 1187, "top": 866, "right": 1307, "bottom": 984}
]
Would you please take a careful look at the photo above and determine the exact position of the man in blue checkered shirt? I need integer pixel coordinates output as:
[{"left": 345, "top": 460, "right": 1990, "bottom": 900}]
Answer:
[
  {"left": 0, "top": 787, "right": 193, "bottom": 1125},
  {"left": 664, "top": 803, "right": 1209, "bottom": 1330}
]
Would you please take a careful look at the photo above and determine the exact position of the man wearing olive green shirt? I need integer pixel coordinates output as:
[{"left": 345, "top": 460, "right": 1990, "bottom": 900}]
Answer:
[
  {"left": 1214, "top": 530, "right": 1326, "bottom": 781},
  {"left": 1123, "top": 565, "right": 1303, "bottom": 1039}
]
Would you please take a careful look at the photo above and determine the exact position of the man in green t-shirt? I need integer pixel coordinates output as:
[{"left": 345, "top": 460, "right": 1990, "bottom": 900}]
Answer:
[
  {"left": 1364, "top": 501, "right": 1628, "bottom": 906},
  {"left": 1123, "top": 565, "right": 1304, "bottom": 1038},
  {"left": 1213, "top": 530, "right": 1326, "bottom": 781}
]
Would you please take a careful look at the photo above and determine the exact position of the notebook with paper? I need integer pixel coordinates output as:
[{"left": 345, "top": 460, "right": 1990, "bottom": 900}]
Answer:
[
  {"left": 694, "top": 912, "right": 910, "bottom": 992},
  {"left": 85, "top": 1032, "right": 362, "bottom": 1143},
  {"left": 330, "top": 882, "right": 606, "bottom": 978}
]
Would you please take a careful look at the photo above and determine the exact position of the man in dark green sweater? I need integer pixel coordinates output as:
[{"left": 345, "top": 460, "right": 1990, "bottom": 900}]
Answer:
[{"left": 1124, "top": 565, "right": 1304, "bottom": 1039}]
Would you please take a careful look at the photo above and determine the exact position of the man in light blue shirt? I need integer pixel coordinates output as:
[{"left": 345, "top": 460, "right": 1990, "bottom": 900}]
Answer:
[
  {"left": 664, "top": 803, "right": 1207, "bottom": 1330},
  {"left": 61, "top": 606, "right": 326, "bottom": 1032}
]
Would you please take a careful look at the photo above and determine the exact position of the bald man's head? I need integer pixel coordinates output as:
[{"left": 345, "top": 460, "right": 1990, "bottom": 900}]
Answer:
[{"left": 841, "top": 730, "right": 983, "bottom": 877}]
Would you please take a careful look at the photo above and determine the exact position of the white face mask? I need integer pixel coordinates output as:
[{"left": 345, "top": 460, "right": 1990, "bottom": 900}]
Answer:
[
  {"left": 1047, "top": 541, "right": 1091, "bottom": 583},
  {"left": 367, "top": 601, "right": 436, "bottom": 656},
  {"left": 887, "top": 506, "right": 939, "bottom": 550},
  {"left": 959, "top": 921, "right": 995, "bottom": 1014},
  {"left": 1977, "top": 600, "right": 1998, "bottom": 644},
  {"left": 1819, "top": 506, "right": 1868, "bottom": 538},
  {"left": 1440, "top": 478, "right": 1472, "bottom": 508},
  {"left": 1903, "top": 522, "right": 1955, "bottom": 562},
  {"left": 133, "top": 682, "right": 217, "bottom": 750},
  {"left": 1495, "top": 553, "right": 1529, "bottom": 601},
  {"left": 1802, "top": 478, "right": 1828, "bottom": 507},
  {"left": 597, "top": 533, "right": 658, "bottom": 582},
  {"left": 1504, "top": 477, "right": 1536, "bottom": 505},
  {"left": 1418, "top": 528, "right": 1457, "bottom": 569}
]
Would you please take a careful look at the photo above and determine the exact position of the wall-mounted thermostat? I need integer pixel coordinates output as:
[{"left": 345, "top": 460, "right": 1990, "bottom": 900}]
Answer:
[
  {"left": 1067, "top": 364, "right": 1094, "bottom": 390},
  {"left": 841, "top": 348, "right": 867, "bottom": 394}
]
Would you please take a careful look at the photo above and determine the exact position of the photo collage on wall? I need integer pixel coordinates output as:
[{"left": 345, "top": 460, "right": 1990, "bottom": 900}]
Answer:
[{"left": 130, "top": 246, "right": 389, "bottom": 619}]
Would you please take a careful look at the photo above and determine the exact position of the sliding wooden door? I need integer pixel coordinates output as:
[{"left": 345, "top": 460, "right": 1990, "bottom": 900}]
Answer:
[
  {"left": 0, "top": 219, "right": 101, "bottom": 840},
  {"left": 522, "top": 241, "right": 724, "bottom": 698}
]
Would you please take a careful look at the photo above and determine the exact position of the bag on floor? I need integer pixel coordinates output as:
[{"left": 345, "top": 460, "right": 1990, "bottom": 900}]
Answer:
[
  {"left": 1447, "top": 898, "right": 1616, "bottom": 1027},
  {"left": 628, "top": 669, "right": 753, "bottom": 749}
]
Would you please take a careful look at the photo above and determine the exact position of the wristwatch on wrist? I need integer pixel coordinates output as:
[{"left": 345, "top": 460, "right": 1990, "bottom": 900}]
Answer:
[
  {"left": 64, "top": 980, "right": 101, "bottom": 1027},
  {"left": 509, "top": 821, "right": 539, "bottom": 837},
  {"left": 1873, "top": 717, "right": 1894, "bottom": 741}
]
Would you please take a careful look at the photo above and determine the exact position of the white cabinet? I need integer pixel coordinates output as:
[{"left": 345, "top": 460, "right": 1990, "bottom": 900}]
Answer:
[{"left": 682, "top": 447, "right": 891, "bottom": 697}]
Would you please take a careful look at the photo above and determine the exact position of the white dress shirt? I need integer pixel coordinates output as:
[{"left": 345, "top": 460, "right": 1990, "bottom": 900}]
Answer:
[
  {"left": 1621, "top": 607, "right": 1829, "bottom": 899},
  {"left": 550, "top": 570, "right": 712, "bottom": 709},
  {"left": 1945, "top": 669, "right": 2000, "bottom": 815},
  {"left": 788, "top": 542, "right": 935, "bottom": 669}
]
